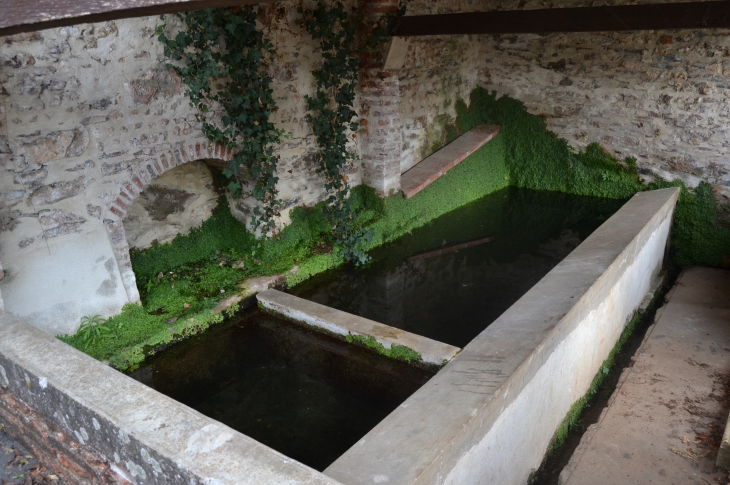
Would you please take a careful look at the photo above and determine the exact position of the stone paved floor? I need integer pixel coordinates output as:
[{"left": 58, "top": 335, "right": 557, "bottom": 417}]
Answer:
[
  {"left": 561, "top": 267, "right": 730, "bottom": 485},
  {"left": 0, "top": 426, "right": 60, "bottom": 485}
]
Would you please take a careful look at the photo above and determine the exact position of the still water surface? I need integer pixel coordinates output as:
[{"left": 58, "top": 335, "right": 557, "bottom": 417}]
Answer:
[{"left": 130, "top": 187, "right": 624, "bottom": 470}]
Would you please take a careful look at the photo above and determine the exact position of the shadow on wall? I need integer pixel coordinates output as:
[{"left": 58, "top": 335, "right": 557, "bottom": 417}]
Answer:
[{"left": 123, "top": 161, "right": 219, "bottom": 251}]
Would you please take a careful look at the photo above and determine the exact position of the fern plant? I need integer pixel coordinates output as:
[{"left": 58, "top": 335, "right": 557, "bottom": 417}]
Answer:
[{"left": 77, "top": 315, "right": 111, "bottom": 349}]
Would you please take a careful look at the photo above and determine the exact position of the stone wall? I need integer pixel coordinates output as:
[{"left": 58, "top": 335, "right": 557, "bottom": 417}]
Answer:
[
  {"left": 358, "top": 0, "right": 730, "bottom": 202},
  {"left": 0, "top": 10, "right": 359, "bottom": 334},
  {"left": 0, "top": 19, "right": 209, "bottom": 333},
  {"left": 390, "top": 0, "right": 730, "bottom": 199},
  {"left": 479, "top": 25, "right": 730, "bottom": 197}
]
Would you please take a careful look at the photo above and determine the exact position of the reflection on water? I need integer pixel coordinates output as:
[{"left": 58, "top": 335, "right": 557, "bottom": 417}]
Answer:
[{"left": 291, "top": 187, "right": 625, "bottom": 348}]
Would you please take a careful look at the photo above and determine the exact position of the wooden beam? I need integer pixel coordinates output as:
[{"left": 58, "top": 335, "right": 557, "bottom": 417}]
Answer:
[
  {"left": 0, "top": 0, "right": 276, "bottom": 38},
  {"left": 395, "top": 1, "right": 730, "bottom": 37}
]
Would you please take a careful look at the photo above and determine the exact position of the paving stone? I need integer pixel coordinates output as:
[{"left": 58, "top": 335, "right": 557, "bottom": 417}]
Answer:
[{"left": 560, "top": 266, "right": 730, "bottom": 485}]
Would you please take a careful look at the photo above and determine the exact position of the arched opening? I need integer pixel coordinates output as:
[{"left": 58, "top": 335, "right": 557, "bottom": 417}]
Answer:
[
  {"left": 103, "top": 142, "right": 234, "bottom": 304},
  {"left": 123, "top": 160, "right": 218, "bottom": 251}
]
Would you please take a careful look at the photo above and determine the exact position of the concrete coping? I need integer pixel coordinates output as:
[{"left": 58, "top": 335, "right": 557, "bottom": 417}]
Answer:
[
  {"left": 324, "top": 187, "right": 680, "bottom": 485},
  {"left": 257, "top": 289, "right": 461, "bottom": 367},
  {"left": 0, "top": 310, "right": 342, "bottom": 485},
  {"left": 400, "top": 124, "right": 500, "bottom": 199}
]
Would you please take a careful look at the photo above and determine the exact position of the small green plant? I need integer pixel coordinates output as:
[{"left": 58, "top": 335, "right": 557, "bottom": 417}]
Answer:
[
  {"left": 77, "top": 315, "right": 111, "bottom": 349},
  {"left": 224, "top": 303, "right": 241, "bottom": 318},
  {"left": 345, "top": 333, "right": 422, "bottom": 363}
]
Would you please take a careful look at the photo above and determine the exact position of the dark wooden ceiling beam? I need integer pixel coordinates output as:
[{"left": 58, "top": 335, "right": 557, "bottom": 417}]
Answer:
[
  {"left": 394, "top": 1, "right": 730, "bottom": 37},
  {"left": 0, "top": 0, "right": 276, "bottom": 38}
]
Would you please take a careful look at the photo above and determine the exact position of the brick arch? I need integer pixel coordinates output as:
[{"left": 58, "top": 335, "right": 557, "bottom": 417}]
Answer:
[{"left": 103, "top": 141, "right": 235, "bottom": 303}]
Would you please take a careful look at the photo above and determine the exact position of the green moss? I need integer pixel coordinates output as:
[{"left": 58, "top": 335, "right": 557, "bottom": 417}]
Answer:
[
  {"left": 647, "top": 180, "right": 730, "bottom": 267},
  {"left": 345, "top": 334, "right": 422, "bottom": 364},
  {"left": 63, "top": 87, "right": 729, "bottom": 371},
  {"left": 367, "top": 135, "right": 508, "bottom": 249},
  {"left": 452, "top": 88, "right": 643, "bottom": 200},
  {"left": 452, "top": 88, "right": 729, "bottom": 265}
]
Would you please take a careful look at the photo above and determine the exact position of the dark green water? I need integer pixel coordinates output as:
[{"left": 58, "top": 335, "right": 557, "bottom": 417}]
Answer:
[
  {"left": 129, "top": 310, "right": 433, "bottom": 471},
  {"left": 130, "top": 187, "right": 623, "bottom": 471},
  {"left": 291, "top": 187, "right": 625, "bottom": 348}
]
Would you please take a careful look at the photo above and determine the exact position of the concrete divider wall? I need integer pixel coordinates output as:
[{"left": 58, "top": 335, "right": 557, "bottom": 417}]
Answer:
[{"left": 324, "top": 187, "right": 680, "bottom": 485}]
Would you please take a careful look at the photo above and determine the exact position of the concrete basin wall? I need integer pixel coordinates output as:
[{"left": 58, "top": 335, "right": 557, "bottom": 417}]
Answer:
[
  {"left": 0, "top": 187, "right": 678, "bottom": 485},
  {"left": 0, "top": 310, "right": 342, "bottom": 485},
  {"left": 324, "top": 187, "right": 680, "bottom": 485}
]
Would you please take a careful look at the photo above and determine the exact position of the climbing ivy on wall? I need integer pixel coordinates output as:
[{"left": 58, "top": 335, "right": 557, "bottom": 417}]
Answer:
[
  {"left": 157, "top": 8, "right": 285, "bottom": 233},
  {"left": 299, "top": 0, "right": 372, "bottom": 264}
]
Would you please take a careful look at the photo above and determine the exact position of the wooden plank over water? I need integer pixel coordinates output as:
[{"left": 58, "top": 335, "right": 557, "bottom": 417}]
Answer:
[
  {"left": 395, "top": 1, "right": 730, "bottom": 37},
  {"left": 400, "top": 124, "right": 499, "bottom": 199},
  {"left": 0, "top": 0, "right": 276, "bottom": 38}
]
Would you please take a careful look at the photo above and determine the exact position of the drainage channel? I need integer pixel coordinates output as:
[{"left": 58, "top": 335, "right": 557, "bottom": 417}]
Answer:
[{"left": 529, "top": 268, "right": 678, "bottom": 485}]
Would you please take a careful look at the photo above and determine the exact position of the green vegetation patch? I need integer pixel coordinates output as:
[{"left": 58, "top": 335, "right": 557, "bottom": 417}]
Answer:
[
  {"left": 345, "top": 334, "right": 422, "bottom": 364},
  {"left": 648, "top": 180, "right": 730, "bottom": 267},
  {"left": 61, "top": 87, "right": 729, "bottom": 372},
  {"left": 453, "top": 88, "right": 644, "bottom": 200},
  {"left": 452, "top": 88, "right": 729, "bottom": 266}
]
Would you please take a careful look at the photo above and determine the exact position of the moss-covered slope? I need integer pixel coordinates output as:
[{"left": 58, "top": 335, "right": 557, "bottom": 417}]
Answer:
[{"left": 60, "top": 88, "right": 730, "bottom": 371}]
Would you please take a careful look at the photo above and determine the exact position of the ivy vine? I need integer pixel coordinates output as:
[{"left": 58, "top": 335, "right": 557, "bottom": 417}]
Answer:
[
  {"left": 299, "top": 0, "right": 372, "bottom": 264},
  {"left": 157, "top": 8, "right": 285, "bottom": 233}
]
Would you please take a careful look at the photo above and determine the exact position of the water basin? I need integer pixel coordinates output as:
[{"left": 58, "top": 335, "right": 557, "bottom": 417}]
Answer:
[
  {"left": 290, "top": 187, "right": 625, "bottom": 348},
  {"left": 130, "top": 310, "right": 433, "bottom": 471}
]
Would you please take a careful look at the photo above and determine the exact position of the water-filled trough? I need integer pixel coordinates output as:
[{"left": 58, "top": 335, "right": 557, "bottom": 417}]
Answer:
[{"left": 0, "top": 187, "right": 678, "bottom": 485}]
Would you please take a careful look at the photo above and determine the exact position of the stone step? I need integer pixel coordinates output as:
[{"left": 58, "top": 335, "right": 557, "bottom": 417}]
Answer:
[
  {"left": 400, "top": 124, "right": 500, "bottom": 199},
  {"left": 257, "top": 289, "right": 461, "bottom": 367}
]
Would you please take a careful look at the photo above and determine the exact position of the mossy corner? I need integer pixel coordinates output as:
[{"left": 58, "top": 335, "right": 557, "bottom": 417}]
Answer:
[{"left": 345, "top": 334, "right": 423, "bottom": 365}]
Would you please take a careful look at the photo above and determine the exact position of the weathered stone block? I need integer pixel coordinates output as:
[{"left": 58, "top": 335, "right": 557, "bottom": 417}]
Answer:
[
  {"left": 29, "top": 175, "right": 90, "bottom": 205},
  {"left": 38, "top": 209, "right": 86, "bottom": 238}
]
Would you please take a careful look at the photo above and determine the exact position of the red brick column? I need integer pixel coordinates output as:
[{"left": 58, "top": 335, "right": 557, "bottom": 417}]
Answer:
[{"left": 358, "top": 0, "right": 403, "bottom": 196}]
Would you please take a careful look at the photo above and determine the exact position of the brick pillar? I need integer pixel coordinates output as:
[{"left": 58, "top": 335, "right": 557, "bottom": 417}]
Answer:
[{"left": 358, "top": 0, "right": 403, "bottom": 196}]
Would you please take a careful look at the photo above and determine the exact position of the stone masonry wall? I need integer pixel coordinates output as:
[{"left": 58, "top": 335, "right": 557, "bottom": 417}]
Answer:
[
  {"left": 3, "top": 0, "right": 730, "bottom": 334},
  {"left": 359, "top": 0, "right": 730, "bottom": 205},
  {"left": 393, "top": 0, "right": 730, "bottom": 199},
  {"left": 0, "top": 9, "right": 360, "bottom": 334}
]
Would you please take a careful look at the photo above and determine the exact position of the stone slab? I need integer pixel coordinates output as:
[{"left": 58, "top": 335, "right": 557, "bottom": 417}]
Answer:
[
  {"left": 211, "top": 274, "right": 286, "bottom": 314},
  {"left": 257, "top": 289, "right": 460, "bottom": 367},
  {"left": 324, "top": 187, "right": 679, "bottom": 485},
  {"left": 0, "top": 310, "right": 342, "bottom": 485},
  {"left": 561, "top": 266, "right": 730, "bottom": 484},
  {"left": 400, "top": 125, "right": 500, "bottom": 198}
]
